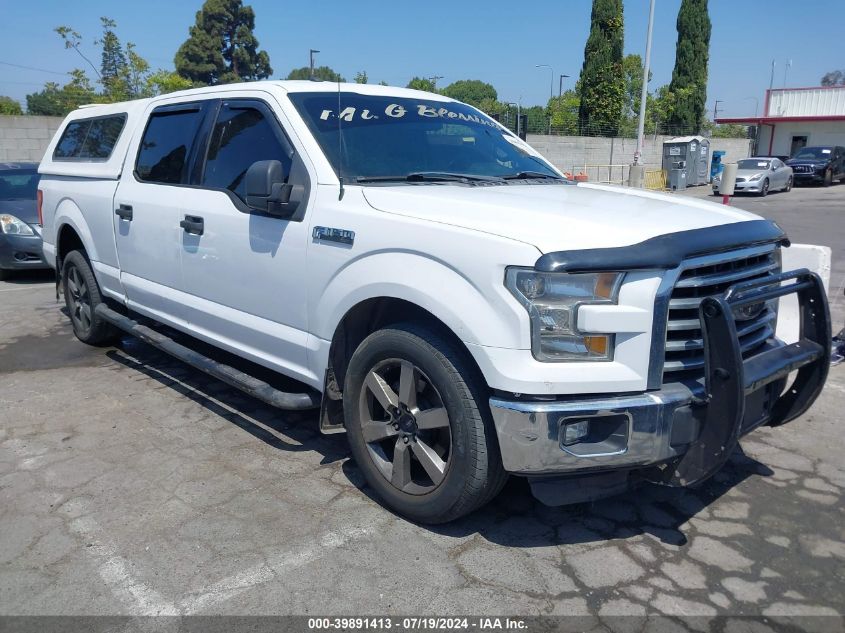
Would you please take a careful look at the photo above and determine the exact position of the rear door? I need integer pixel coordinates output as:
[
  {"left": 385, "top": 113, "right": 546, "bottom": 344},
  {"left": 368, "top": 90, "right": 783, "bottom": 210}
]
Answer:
[
  {"left": 113, "top": 101, "right": 212, "bottom": 324},
  {"left": 176, "top": 96, "right": 316, "bottom": 384}
]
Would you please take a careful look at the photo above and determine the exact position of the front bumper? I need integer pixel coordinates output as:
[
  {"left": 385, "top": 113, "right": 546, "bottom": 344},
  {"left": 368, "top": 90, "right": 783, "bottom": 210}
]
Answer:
[
  {"left": 490, "top": 269, "right": 830, "bottom": 486},
  {"left": 712, "top": 180, "right": 764, "bottom": 193},
  {"left": 0, "top": 228, "right": 49, "bottom": 271},
  {"left": 792, "top": 172, "right": 825, "bottom": 184}
]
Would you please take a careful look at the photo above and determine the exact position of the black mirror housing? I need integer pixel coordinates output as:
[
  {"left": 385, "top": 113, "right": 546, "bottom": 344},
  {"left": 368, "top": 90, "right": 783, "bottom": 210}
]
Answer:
[{"left": 245, "top": 160, "right": 294, "bottom": 216}]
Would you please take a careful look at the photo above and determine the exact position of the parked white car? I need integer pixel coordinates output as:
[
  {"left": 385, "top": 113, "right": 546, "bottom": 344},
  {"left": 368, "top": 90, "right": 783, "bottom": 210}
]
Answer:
[
  {"left": 713, "top": 157, "right": 793, "bottom": 196},
  {"left": 37, "top": 82, "right": 830, "bottom": 523}
]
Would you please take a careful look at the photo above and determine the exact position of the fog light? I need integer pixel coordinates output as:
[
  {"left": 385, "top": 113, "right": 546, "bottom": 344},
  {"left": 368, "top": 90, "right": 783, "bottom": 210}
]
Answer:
[{"left": 562, "top": 420, "right": 590, "bottom": 446}]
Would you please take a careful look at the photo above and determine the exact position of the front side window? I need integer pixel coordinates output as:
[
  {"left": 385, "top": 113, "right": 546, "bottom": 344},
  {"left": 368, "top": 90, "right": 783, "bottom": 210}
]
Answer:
[
  {"left": 202, "top": 103, "right": 293, "bottom": 201},
  {"left": 136, "top": 107, "right": 204, "bottom": 184},
  {"left": 288, "top": 92, "right": 559, "bottom": 182},
  {"left": 54, "top": 115, "right": 126, "bottom": 160}
]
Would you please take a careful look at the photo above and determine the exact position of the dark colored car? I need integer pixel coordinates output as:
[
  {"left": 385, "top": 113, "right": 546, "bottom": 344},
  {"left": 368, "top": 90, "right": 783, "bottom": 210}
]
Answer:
[
  {"left": 786, "top": 146, "right": 845, "bottom": 186},
  {"left": 0, "top": 162, "right": 49, "bottom": 280}
]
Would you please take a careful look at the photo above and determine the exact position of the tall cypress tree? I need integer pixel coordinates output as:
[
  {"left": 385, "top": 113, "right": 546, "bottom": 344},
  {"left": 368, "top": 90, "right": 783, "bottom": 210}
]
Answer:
[
  {"left": 175, "top": 0, "right": 272, "bottom": 85},
  {"left": 577, "top": 0, "right": 624, "bottom": 136},
  {"left": 666, "top": 0, "right": 711, "bottom": 133}
]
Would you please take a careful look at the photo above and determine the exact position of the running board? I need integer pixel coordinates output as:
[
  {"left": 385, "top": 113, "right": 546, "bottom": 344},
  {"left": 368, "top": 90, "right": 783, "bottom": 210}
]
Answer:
[{"left": 94, "top": 304, "right": 321, "bottom": 411}]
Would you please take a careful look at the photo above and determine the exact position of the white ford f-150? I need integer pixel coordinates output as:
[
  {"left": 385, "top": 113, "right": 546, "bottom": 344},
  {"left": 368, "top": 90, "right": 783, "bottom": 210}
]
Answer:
[{"left": 37, "top": 82, "right": 830, "bottom": 523}]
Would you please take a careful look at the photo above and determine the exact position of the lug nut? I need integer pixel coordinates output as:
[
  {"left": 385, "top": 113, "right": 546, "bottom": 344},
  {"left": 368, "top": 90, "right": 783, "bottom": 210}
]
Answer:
[{"left": 402, "top": 436, "right": 410, "bottom": 444}]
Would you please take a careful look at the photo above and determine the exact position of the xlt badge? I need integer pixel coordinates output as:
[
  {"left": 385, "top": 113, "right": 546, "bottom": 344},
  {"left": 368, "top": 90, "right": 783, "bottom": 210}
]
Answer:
[{"left": 312, "top": 226, "right": 355, "bottom": 246}]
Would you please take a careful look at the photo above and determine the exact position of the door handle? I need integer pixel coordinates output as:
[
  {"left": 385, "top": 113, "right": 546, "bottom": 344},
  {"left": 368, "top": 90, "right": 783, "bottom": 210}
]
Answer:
[
  {"left": 115, "top": 204, "right": 133, "bottom": 221},
  {"left": 180, "top": 215, "right": 204, "bottom": 236}
]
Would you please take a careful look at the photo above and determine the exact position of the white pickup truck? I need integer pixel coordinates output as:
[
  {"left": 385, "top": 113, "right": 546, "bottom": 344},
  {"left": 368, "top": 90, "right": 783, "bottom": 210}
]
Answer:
[{"left": 38, "top": 82, "right": 830, "bottom": 523}]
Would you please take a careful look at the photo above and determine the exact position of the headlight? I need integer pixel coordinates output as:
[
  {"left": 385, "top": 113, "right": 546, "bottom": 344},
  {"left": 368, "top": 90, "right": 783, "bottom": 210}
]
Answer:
[
  {"left": 0, "top": 214, "right": 34, "bottom": 236},
  {"left": 505, "top": 268, "right": 623, "bottom": 362},
  {"left": 749, "top": 174, "right": 763, "bottom": 181}
]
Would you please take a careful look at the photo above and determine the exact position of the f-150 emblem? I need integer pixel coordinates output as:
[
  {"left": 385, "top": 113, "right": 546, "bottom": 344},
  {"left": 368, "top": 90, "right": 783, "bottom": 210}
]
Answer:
[{"left": 313, "top": 226, "right": 355, "bottom": 246}]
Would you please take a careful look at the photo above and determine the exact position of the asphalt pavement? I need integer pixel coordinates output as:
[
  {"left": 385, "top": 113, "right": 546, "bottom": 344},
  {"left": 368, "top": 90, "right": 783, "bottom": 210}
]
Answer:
[{"left": 1, "top": 184, "right": 844, "bottom": 626}]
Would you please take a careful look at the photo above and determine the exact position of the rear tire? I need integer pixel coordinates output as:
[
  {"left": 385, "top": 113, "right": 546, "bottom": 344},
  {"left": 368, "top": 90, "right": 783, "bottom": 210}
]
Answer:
[
  {"left": 343, "top": 323, "right": 507, "bottom": 524},
  {"left": 62, "top": 250, "right": 119, "bottom": 346}
]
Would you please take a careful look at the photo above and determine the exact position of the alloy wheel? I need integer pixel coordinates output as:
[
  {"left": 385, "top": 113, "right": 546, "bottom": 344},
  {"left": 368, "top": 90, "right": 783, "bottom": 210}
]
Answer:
[
  {"left": 358, "top": 359, "right": 452, "bottom": 495},
  {"left": 66, "top": 264, "right": 92, "bottom": 333}
]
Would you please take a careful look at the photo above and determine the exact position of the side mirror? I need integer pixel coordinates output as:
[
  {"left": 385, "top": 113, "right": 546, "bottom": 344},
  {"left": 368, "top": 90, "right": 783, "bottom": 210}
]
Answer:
[{"left": 245, "top": 160, "right": 293, "bottom": 216}]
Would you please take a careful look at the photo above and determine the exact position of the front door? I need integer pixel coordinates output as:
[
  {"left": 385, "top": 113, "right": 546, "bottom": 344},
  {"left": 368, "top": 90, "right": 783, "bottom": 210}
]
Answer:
[
  {"left": 113, "top": 102, "right": 210, "bottom": 325},
  {"left": 177, "top": 98, "right": 316, "bottom": 384},
  {"left": 790, "top": 135, "right": 808, "bottom": 158}
]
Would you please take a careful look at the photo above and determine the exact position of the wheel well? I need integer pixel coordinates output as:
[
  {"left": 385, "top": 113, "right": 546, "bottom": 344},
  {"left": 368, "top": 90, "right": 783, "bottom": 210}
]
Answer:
[
  {"left": 56, "top": 224, "right": 85, "bottom": 271},
  {"left": 326, "top": 297, "right": 484, "bottom": 397}
]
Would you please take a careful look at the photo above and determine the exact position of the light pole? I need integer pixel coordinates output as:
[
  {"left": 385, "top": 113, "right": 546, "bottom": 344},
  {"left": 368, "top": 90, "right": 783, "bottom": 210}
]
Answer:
[
  {"left": 634, "top": 0, "right": 655, "bottom": 165},
  {"left": 536, "top": 64, "right": 554, "bottom": 134},
  {"left": 558, "top": 74, "right": 570, "bottom": 99},
  {"left": 309, "top": 49, "right": 320, "bottom": 80}
]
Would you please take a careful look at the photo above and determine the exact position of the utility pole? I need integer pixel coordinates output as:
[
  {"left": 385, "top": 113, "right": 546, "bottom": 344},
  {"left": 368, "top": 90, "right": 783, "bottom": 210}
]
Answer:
[
  {"left": 783, "top": 59, "right": 792, "bottom": 88},
  {"left": 634, "top": 0, "right": 655, "bottom": 166},
  {"left": 769, "top": 59, "right": 776, "bottom": 91},
  {"left": 428, "top": 75, "right": 444, "bottom": 89},
  {"left": 309, "top": 49, "right": 320, "bottom": 80}
]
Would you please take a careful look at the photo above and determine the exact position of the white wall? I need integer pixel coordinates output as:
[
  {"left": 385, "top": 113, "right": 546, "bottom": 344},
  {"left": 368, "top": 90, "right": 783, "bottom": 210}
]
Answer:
[{"left": 757, "top": 121, "right": 845, "bottom": 157}]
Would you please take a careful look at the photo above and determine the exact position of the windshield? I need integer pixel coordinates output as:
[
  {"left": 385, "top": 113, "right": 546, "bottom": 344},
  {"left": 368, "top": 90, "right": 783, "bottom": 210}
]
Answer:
[
  {"left": 0, "top": 169, "right": 39, "bottom": 200},
  {"left": 737, "top": 159, "right": 770, "bottom": 170},
  {"left": 288, "top": 92, "right": 560, "bottom": 182},
  {"left": 792, "top": 147, "right": 832, "bottom": 160}
]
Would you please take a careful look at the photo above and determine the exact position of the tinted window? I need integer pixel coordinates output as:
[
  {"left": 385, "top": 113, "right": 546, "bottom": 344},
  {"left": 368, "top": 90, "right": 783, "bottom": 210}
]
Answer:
[
  {"left": 136, "top": 108, "right": 204, "bottom": 184},
  {"left": 288, "top": 92, "right": 558, "bottom": 182},
  {"left": 0, "top": 170, "right": 39, "bottom": 200},
  {"left": 202, "top": 103, "right": 293, "bottom": 201},
  {"left": 54, "top": 115, "right": 126, "bottom": 160}
]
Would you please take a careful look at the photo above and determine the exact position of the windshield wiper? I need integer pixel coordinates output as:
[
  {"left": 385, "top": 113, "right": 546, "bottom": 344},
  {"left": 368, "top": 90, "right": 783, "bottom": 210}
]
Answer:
[
  {"left": 355, "top": 172, "right": 503, "bottom": 184},
  {"left": 502, "top": 171, "right": 563, "bottom": 180}
]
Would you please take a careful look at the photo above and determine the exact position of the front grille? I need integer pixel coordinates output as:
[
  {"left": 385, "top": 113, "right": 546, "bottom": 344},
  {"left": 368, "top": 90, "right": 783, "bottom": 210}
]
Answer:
[
  {"left": 663, "top": 249, "right": 780, "bottom": 381},
  {"left": 735, "top": 177, "right": 747, "bottom": 183},
  {"left": 793, "top": 165, "right": 813, "bottom": 173}
]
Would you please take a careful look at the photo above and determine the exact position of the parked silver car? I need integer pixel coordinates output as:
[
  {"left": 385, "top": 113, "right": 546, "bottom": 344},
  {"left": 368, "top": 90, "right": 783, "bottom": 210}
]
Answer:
[{"left": 712, "top": 157, "right": 793, "bottom": 196}]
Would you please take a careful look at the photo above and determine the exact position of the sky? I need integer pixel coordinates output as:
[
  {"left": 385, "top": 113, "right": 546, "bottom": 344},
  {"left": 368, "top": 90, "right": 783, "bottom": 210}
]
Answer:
[{"left": 1, "top": 0, "right": 843, "bottom": 117}]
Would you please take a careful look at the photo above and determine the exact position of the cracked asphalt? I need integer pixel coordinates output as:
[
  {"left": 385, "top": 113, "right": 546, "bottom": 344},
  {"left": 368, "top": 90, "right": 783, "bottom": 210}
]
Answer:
[{"left": 1, "top": 186, "right": 844, "bottom": 625}]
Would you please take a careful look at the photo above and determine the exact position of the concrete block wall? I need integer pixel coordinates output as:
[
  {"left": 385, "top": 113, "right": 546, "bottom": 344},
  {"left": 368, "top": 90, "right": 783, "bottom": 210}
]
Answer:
[
  {"left": 0, "top": 115, "right": 64, "bottom": 163},
  {"left": 528, "top": 133, "right": 753, "bottom": 175}
]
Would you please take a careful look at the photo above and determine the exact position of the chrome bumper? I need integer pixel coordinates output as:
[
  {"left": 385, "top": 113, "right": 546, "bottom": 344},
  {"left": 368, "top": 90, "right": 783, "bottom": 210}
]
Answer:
[{"left": 490, "top": 383, "right": 697, "bottom": 475}]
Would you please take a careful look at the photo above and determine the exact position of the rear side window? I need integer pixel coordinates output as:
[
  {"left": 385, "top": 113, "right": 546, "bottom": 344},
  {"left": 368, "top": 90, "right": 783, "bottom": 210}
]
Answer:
[
  {"left": 54, "top": 115, "right": 126, "bottom": 160},
  {"left": 136, "top": 108, "right": 204, "bottom": 185},
  {"left": 202, "top": 103, "right": 293, "bottom": 201}
]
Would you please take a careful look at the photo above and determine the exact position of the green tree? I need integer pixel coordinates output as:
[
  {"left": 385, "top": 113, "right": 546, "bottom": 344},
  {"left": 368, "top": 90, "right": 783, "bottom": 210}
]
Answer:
[
  {"left": 97, "top": 17, "right": 127, "bottom": 99},
  {"left": 0, "top": 96, "right": 23, "bottom": 115},
  {"left": 406, "top": 77, "right": 436, "bottom": 92},
  {"left": 666, "top": 0, "right": 711, "bottom": 133},
  {"left": 143, "top": 70, "right": 196, "bottom": 97},
  {"left": 577, "top": 0, "right": 624, "bottom": 136},
  {"left": 354, "top": 70, "right": 368, "bottom": 84},
  {"left": 25, "top": 70, "right": 100, "bottom": 116},
  {"left": 821, "top": 70, "right": 844, "bottom": 86},
  {"left": 286, "top": 66, "right": 344, "bottom": 81},
  {"left": 175, "top": 0, "right": 272, "bottom": 85},
  {"left": 441, "top": 80, "right": 497, "bottom": 107},
  {"left": 549, "top": 90, "right": 580, "bottom": 134}
]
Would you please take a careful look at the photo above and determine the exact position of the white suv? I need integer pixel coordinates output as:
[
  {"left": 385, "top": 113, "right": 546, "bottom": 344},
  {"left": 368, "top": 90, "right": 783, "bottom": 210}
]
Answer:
[{"left": 37, "top": 82, "right": 831, "bottom": 523}]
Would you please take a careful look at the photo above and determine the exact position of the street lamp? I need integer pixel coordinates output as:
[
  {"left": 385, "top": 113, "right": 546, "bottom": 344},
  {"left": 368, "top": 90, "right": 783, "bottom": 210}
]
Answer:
[
  {"left": 559, "top": 74, "right": 570, "bottom": 99},
  {"left": 309, "top": 49, "right": 320, "bottom": 80},
  {"left": 536, "top": 64, "right": 554, "bottom": 134}
]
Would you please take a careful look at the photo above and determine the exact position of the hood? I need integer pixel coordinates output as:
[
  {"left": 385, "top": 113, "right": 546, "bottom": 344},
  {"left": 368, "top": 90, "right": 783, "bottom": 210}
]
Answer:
[
  {"left": 734, "top": 169, "right": 768, "bottom": 178},
  {"left": 362, "top": 182, "right": 760, "bottom": 254},
  {"left": 0, "top": 199, "right": 37, "bottom": 225},
  {"left": 786, "top": 158, "right": 830, "bottom": 166}
]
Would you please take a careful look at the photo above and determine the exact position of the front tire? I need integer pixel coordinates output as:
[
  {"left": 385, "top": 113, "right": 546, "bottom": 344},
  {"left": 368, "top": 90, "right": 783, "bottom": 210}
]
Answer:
[
  {"left": 343, "top": 323, "right": 507, "bottom": 524},
  {"left": 824, "top": 169, "right": 833, "bottom": 187},
  {"left": 0, "top": 268, "right": 11, "bottom": 281},
  {"left": 62, "top": 250, "right": 118, "bottom": 346},
  {"left": 759, "top": 178, "right": 769, "bottom": 197},
  {"left": 784, "top": 176, "right": 793, "bottom": 192}
]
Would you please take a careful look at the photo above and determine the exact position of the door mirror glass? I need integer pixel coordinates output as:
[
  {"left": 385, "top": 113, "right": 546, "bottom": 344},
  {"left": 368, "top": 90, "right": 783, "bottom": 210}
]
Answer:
[{"left": 245, "top": 160, "right": 292, "bottom": 216}]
